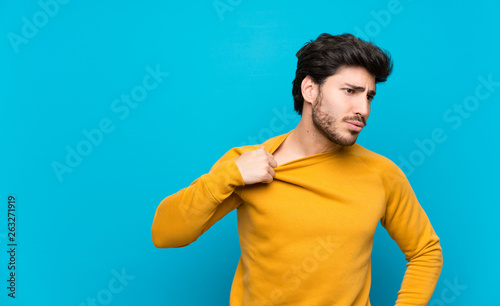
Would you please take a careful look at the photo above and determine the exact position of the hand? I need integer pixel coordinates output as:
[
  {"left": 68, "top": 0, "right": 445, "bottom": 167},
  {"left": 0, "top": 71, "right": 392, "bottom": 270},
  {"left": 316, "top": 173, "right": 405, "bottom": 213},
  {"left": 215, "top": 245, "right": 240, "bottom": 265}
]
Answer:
[{"left": 235, "top": 145, "right": 277, "bottom": 184}]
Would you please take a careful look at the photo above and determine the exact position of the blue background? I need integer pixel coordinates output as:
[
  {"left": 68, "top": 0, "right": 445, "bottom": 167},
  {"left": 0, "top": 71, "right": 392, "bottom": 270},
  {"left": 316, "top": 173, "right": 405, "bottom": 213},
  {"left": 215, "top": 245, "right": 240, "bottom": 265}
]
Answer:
[{"left": 1, "top": 0, "right": 499, "bottom": 305}]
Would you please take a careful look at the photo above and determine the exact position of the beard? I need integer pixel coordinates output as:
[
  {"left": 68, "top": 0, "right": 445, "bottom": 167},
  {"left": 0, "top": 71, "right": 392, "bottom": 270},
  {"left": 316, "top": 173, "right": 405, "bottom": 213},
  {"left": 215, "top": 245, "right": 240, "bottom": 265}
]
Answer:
[{"left": 311, "top": 94, "right": 363, "bottom": 147}]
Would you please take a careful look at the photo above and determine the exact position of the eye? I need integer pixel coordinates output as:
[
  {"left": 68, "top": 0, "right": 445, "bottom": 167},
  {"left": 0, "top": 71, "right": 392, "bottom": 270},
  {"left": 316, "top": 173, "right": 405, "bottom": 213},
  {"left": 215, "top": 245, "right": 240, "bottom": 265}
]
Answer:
[
  {"left": 343, "top": 88, "right": 355, "bottom": 94},
  {"left": 367, "top": 95, "right": 374, "bottom": 102}
]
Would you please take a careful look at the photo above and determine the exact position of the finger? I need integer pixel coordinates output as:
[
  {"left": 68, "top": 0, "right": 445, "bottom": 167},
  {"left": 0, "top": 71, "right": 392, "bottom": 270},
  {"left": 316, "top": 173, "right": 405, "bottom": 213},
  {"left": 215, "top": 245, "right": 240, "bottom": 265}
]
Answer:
[
  {"left": 268, "top": 157, "right": 278, "bottom": 168},
  {"left": 263, "top": 150, "right": 276, "bottom": 161},
  {"left": 264, "top": 173, "right": 273, "bottom": 183},
  {"left": 268, "top": 166, "right": 276, "bottom": 177}
]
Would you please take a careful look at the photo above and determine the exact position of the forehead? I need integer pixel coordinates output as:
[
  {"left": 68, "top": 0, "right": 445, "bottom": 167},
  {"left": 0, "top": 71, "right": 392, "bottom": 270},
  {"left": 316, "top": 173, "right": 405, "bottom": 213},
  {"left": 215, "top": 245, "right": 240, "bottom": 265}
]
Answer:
[{"left": 326, "top": 66, "right": 376, "bottom": 89}]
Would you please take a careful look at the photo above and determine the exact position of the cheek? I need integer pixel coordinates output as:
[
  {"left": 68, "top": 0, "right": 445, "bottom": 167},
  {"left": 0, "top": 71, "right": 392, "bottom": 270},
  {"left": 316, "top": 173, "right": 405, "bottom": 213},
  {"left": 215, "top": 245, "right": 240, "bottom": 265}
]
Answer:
[{"left": 325, "top": 93, "right": 348, "bottom": 113}]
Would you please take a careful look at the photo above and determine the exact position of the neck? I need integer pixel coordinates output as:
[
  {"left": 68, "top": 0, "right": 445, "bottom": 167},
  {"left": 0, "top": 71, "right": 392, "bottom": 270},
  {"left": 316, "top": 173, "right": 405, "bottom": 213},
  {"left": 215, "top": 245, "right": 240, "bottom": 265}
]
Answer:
[{"left": 285, "top": 116, "right": 343, "bottom": 157}]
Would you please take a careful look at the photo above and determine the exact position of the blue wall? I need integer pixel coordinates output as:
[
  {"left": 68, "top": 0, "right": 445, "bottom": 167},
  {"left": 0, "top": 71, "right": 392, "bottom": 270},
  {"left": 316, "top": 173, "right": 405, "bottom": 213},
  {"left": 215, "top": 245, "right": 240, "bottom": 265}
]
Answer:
[{"left": 1, "top": 1, "right": 499, "bottom": 305}]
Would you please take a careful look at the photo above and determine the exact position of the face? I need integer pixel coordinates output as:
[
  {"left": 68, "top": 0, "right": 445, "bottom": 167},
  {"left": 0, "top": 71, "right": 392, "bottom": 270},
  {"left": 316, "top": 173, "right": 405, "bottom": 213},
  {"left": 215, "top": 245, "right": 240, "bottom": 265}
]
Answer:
[{"left": 311, "top": 66, "right": 376, "bottom": 146}]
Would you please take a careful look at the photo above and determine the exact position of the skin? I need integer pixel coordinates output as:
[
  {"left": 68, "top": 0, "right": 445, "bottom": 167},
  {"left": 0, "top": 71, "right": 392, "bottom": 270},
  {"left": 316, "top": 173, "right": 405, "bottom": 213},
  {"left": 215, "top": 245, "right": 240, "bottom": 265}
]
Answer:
[{"left": 235, "top": 65, "right": 377, "bottom": 184}]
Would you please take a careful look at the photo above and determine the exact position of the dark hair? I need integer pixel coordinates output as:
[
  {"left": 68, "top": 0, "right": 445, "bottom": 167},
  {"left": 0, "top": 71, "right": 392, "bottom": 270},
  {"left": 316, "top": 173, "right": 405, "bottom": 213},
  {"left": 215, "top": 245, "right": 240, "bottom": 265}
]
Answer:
[{"left": 292, "top": 33, "right": 393, "bottom": 115}]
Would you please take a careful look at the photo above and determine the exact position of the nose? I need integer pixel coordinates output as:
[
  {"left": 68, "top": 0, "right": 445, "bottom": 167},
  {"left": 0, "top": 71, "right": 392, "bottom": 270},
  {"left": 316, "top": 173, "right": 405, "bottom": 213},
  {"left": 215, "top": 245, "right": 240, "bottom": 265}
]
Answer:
[{"left": 353, "top": 95, "right": 370, "bottom": 120}]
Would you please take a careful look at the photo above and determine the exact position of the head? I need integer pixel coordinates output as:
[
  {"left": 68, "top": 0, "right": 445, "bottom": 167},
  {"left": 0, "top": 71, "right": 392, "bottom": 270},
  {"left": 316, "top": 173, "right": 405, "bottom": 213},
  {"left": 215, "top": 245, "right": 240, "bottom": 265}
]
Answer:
[{"left": 292, "top": 33, "right": 393, "bottom": 146}]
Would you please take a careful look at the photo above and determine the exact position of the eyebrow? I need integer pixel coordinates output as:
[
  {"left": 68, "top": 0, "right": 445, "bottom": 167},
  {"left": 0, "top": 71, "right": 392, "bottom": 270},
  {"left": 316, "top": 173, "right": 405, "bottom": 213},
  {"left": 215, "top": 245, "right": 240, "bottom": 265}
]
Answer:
[{"left": 344, "top": 83, "right": 376, "bottom": 96}]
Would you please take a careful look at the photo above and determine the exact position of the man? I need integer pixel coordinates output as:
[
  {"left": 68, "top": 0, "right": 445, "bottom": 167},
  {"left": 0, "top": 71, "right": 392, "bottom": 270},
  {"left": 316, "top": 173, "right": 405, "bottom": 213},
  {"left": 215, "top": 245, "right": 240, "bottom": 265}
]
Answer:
[{"left": 151, "top": 33, "right": 443, "bottom": 305}]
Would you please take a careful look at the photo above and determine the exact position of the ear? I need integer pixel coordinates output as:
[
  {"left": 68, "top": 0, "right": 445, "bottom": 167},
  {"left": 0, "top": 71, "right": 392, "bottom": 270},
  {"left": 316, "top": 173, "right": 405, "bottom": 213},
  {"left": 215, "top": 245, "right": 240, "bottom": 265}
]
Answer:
[{"left": 301, "top": 75, "right": 319, "bottom": 106}]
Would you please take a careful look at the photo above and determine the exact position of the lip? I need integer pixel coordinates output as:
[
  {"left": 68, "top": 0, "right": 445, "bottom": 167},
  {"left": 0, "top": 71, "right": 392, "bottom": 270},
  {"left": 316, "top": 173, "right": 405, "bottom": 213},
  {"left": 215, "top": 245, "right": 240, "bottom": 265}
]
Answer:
[{"left": 346, "top": 121, "right": 364, "bottom": 132}]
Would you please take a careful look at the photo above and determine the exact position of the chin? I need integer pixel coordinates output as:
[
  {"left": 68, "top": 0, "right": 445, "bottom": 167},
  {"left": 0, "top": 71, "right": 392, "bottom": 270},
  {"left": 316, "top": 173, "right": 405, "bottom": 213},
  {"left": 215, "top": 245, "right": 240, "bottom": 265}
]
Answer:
[
  {"left": 327, "top": 130, "right": 359, "bottom": 147},
  {"left": 329, "top": 136, "right": 357, "bottom": 147},
  {"left": 341, "top": 140, "right": 357, "bottom": 147}
]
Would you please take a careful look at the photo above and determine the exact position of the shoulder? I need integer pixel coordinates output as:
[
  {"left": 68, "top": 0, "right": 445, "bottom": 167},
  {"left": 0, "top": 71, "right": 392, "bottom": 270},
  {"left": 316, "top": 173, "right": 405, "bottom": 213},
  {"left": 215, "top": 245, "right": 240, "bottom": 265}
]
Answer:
[
  {"left": 347, "top": 143, "right": 407, "bottom": 182},
  {"left": 226, "top": 132, "right": 286, "bottom": 156},
  {"left": 212, "top": 133, "right": 286, "bottom": 166}
]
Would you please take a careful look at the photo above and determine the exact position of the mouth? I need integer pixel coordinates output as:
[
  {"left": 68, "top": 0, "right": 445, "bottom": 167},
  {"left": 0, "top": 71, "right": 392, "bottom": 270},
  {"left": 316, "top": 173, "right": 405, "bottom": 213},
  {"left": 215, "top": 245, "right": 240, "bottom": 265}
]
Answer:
[{"left": 346, "top": 121, "right": 364, "bottom": 132}]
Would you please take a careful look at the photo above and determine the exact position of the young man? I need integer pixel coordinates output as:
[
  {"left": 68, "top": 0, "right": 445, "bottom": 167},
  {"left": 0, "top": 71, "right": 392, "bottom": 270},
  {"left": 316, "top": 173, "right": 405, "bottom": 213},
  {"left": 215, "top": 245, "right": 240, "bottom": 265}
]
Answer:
[{"left": 151, "top": 33, "right": 443, "bottom": 305}]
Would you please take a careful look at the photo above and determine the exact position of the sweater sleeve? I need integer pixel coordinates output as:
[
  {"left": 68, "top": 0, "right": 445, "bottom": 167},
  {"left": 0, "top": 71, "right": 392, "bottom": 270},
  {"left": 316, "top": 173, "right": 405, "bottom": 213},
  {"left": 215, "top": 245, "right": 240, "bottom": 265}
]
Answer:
[
  {"left": 380, "top": 165, "right": 443, "bottom": 306},
  {"left": 151, "top": 148, "right": 246, "bottom": 248}
]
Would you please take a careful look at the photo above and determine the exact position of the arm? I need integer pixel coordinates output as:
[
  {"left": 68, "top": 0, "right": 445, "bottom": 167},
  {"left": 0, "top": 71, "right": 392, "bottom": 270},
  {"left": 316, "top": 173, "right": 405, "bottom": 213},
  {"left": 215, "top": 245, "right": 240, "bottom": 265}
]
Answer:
[
  {"left": 151, "top": 145, "right": 277, "bottom": 248},
  {"left": 151, "top": 148, "right": 245, "bottom": 248},
  {"left": 380, "top": 166, "right": 443, "bottom": 306}
]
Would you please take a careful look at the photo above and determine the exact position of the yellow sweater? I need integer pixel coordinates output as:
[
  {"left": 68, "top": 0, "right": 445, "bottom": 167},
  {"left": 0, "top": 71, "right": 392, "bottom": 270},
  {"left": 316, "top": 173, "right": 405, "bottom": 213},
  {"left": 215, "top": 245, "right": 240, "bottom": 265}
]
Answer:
[{"left": 151, "top": 130, "right": 443, "bottom": 305}]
